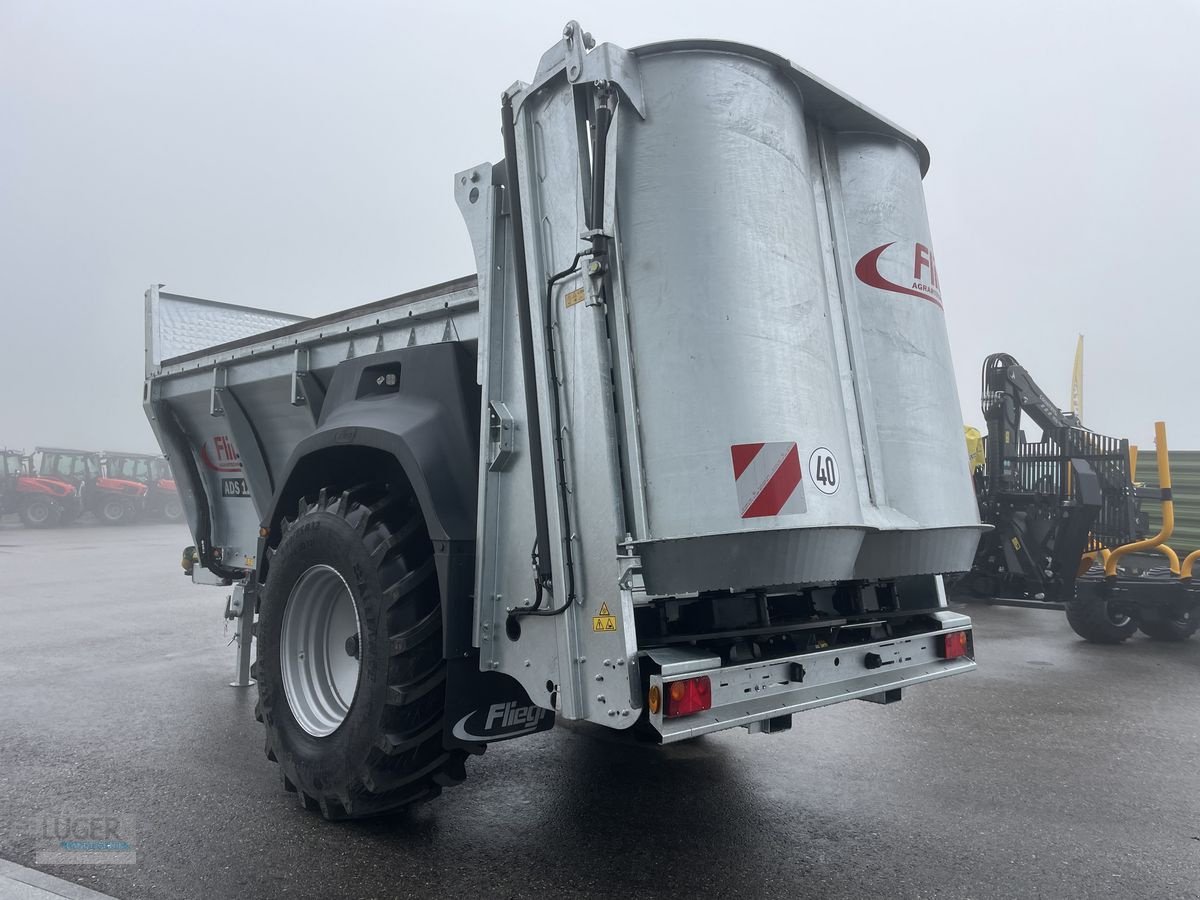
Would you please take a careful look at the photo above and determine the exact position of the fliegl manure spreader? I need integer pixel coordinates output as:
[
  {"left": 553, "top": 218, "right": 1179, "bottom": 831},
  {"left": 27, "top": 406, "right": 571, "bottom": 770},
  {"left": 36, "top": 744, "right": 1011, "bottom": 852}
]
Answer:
[{"left": 144, "top": 24, "right": 983, "bottom": 818}]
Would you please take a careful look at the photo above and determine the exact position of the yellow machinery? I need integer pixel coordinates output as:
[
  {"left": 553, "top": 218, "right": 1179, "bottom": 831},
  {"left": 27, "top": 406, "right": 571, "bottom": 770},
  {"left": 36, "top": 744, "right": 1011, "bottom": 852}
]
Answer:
[
  {"left": 963, "top": 426, "right": 985, "bottom": 474},
  {"left": 959, "top": 350, "right": 1198, "bottom": 643}
]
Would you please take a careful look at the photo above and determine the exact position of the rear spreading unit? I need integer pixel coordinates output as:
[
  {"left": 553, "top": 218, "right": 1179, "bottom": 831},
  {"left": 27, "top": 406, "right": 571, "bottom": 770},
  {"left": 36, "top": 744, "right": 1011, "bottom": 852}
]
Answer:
[
  {"left": 144, "top": 23, "right": 983, "bottom": 818},
  {"left": 461, "top": 27, "right": 982, "bottom": 720}
]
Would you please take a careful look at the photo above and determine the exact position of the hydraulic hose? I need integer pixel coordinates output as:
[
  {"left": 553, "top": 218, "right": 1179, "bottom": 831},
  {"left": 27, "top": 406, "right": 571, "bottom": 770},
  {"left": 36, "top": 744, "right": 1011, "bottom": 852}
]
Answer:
[
  {"left": 501, "top": 92, "right": 552, "bottom": 591},
  {"left": 510, "top": 252, "right": 586, "bottom": 621},
  {"left": 504, "top": 85, "right": 613, "bottom": 623}
]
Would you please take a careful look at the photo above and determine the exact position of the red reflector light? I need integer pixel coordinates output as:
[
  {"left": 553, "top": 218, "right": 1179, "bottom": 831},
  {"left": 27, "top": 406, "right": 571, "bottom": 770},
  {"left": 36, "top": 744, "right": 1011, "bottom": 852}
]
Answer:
[
  {"left": 663, "top": 676, "right": 712, "bottom": 719},
  {"left": 940, "top": 630, "right": 969, "bottom": 660}
]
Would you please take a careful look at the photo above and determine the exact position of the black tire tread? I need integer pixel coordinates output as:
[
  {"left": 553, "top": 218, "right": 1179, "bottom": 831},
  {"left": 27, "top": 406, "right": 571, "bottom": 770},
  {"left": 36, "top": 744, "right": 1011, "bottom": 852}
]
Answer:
[
  {"left": 1064, "top": 600, "right": 1137, "bottom": 644},
  {"left": 386, "top": 667, "right": 447, "bottom": 707},
  {"left": 1136, "top": 609, "right": 1199, "bottom": 642},
  {"left": 376, "top": 712, "right": 444, "bottom": 757},
  {"left": 259, "top": 483, "right": 467, "bottom": 820},
  {"left": 389, "top": 604, "right": 442, "bottom": 655}
]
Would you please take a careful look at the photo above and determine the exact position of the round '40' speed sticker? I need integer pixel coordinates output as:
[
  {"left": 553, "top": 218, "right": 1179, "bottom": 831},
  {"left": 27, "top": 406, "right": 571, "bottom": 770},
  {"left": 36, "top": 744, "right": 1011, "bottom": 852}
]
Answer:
[{"left": 808, "top": 447, "right": 839, "bottom": 495}]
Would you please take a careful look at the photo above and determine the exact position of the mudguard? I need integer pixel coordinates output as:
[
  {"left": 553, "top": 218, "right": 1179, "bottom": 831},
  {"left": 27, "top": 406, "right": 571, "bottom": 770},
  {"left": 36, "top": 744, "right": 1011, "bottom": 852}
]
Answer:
[
  {"left": 443, "top": 658, "right": 556, "bottom": 753},
  {"left": 260, "top": 342, "right": 537, "bottom": 748},
  {"left": 268, "top": 343, "right": 480, "bottom": 544}
]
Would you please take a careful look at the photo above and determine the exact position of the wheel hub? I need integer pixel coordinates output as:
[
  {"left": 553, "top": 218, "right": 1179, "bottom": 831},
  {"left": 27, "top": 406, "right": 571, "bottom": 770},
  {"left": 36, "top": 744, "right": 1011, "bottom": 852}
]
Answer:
[
  {"left": 280, "top": 565, "right": 362, "bottom": 737},
  {"left": 1105, "top": 604, "right": 1132, "bottom": 628}
]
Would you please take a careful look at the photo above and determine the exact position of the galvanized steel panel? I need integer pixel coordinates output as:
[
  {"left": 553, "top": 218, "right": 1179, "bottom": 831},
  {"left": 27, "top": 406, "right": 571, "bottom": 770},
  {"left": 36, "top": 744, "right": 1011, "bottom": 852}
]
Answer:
[
  {"left": 493, "top": 40, "right": 981, "bottom": 598},
  {"left": 147, "top": 288, "right": 306, "bottom": 370},
  {"left": 616, "top": 49, "right": 866, "bottom": 579}
]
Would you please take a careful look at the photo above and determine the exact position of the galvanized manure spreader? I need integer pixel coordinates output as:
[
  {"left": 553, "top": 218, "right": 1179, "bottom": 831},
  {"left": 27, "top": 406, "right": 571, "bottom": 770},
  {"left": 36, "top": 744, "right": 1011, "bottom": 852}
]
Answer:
[{"left": 144, "top": 23, "right": 982, "bottom": 818}]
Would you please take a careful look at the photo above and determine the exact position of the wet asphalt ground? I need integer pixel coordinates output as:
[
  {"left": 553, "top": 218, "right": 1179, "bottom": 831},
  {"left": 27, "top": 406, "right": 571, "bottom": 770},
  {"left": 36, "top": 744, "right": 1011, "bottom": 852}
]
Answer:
[{"left": 0, "top": 521, "right": 1198, "bottom": 900}]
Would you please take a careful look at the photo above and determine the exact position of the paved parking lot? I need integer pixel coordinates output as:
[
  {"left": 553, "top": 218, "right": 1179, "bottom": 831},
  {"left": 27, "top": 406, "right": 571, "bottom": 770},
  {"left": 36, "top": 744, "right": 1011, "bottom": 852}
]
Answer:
[{"left": 1, "top": 521, "right": 1198, "bottom": 899}]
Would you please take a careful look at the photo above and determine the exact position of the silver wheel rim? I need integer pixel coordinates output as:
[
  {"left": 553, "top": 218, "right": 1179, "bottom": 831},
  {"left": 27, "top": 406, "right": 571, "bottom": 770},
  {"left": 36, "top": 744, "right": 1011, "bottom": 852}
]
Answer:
[
  {"left": 165, "top": 501, "right": 182, "bottom": 520},
  {"left": 1105, "top": 605, "right": 1131, "bottom": 628},
  {"left": 280, "top": 564, "right": 362, "bottom": 737},
  {"left": 26, "top": 503, "right": 49, "bottom": 524},
  {"left": 103, "top": 500, "right": 124, "bottom": 520}
]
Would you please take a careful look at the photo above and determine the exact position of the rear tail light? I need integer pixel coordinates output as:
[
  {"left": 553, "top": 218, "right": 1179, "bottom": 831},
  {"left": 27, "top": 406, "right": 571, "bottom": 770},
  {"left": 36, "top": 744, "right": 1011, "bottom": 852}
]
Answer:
[
  {"left": 940, "top": 630, "right": 969, "bottom": 660},
  {"left": 663, "top": 676, "right": 712, "bottom": 718}
]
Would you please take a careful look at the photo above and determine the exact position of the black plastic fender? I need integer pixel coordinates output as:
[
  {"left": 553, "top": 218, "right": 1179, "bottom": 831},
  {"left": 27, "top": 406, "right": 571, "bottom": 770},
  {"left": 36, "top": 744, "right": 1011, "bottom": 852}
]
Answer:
[
  {"left": 259, "top": 341, "right": 553, "bottom": 749},
  {"left": 261, "top": 342, "right": 480, "bottom": 659}
]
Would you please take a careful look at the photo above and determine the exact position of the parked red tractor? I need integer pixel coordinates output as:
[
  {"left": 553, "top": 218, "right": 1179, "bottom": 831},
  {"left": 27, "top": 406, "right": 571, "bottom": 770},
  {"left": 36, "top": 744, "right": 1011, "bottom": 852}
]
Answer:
[
  {"left": 35, "top": 447, "right": 147, "bottom": 525},
  {"left": 103, "top": 451, "right": 183, "bottom": 522},
  {"left": 1, "top": 449, "right": 81, "bottom": 527}
]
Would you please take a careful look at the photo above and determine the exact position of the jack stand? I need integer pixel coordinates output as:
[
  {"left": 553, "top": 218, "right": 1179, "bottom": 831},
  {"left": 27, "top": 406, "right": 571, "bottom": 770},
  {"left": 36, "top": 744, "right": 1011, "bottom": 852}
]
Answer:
[{"left": 224, "top": 582, "right": 257, "bottom": 688}]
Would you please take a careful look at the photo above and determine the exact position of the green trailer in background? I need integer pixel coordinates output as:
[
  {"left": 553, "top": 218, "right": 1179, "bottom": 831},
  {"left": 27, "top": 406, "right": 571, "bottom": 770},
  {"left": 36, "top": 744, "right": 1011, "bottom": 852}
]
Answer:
[{"left": 1132, "top": 449, "right": 1200, "bottom": 560}]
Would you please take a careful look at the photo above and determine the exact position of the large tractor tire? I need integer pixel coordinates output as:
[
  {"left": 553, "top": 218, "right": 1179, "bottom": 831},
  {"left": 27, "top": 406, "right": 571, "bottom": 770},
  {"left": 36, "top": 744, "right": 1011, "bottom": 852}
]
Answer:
[
  {"left": 20, "top": 497, "right": 60, "bottom": 529},
  {"left": 1136, "top": 606, "right": 1199, "bottom": 642},
  {"left": 255, "top": 484, "right": 467, "bottom": 819},
  {"left": 97, "top": 496, "right": 128, "bottom": 526},
  {"left": 1064, "top": 600, "right": 1137, "bottom": 644}
]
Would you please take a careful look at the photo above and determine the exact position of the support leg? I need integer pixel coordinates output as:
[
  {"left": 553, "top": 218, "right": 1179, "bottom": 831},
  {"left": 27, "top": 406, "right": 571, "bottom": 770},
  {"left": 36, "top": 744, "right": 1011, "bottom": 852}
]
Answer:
[{"left": 226, "top": 582, "right": 257, "bottom": 688}]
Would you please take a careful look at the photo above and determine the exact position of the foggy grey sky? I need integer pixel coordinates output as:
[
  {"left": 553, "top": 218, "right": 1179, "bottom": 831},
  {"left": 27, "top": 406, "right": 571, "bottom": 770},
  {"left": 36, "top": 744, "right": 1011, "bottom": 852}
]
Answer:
[{"left": 2, "top": 0, "right": 1198, "bottom": 454}]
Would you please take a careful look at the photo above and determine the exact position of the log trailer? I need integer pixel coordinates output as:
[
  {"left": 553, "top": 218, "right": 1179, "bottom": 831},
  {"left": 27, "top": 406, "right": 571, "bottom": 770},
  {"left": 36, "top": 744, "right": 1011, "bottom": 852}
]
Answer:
[
  {"left": 144, "top": 24, "right": 984, "bottom": 819},
  {"left": 960, "top": 353, "right": 1199, "bottom": 642}
]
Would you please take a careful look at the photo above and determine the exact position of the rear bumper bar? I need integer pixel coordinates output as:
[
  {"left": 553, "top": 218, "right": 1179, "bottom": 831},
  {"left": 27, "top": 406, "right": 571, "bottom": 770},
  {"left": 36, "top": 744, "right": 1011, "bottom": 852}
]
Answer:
[{"left": 648, "top": 611, "right": 974, "bottom": 743}]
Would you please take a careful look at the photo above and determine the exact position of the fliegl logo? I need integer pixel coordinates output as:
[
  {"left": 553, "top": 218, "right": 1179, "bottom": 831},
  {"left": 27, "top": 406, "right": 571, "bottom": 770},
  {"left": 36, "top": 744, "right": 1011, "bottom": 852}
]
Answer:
[
  {"left": 452, "top": 701, "right": 548, "bottom": 742},
  {"left": 854, "top": 240, "right": 943, "bottom": 309},
  {"left": 200, "top": 435, "right": 242, "bottom": 473}
]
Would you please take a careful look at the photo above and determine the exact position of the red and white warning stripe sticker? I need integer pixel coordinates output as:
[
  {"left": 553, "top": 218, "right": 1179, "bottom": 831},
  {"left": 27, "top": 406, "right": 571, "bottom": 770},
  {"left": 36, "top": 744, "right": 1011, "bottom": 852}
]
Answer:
[{"left": 730, "top": 442, "right": 806, "bottom": 518}]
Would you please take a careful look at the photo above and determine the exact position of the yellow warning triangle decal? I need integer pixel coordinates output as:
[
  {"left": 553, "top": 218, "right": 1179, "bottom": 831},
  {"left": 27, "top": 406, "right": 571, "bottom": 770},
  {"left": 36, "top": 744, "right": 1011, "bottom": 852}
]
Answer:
[{"left": 598, "top": 602, "right": 611, "bottom": 616}]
